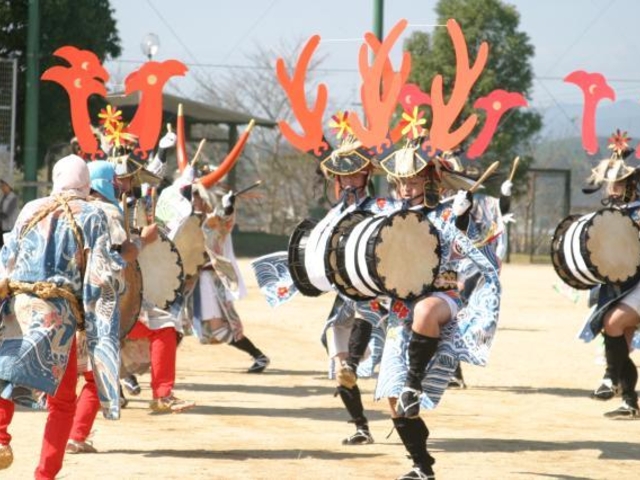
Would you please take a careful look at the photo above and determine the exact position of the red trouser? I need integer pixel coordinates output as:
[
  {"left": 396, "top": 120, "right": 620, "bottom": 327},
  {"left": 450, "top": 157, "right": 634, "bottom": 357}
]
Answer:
[
  {"left": 127, "top": 322, "right": 177, "bottom": 398},
  {"left": 69, "top": 371, "right": 100, "bottom": 443},
  {"left": 0, "top": 338, "right": 79, "bottom": 479}
]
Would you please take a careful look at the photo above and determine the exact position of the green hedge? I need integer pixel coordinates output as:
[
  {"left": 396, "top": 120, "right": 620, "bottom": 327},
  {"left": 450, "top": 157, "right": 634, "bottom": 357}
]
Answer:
[{"left": 233, "top": 231, "right": 289, "bottom": 258}]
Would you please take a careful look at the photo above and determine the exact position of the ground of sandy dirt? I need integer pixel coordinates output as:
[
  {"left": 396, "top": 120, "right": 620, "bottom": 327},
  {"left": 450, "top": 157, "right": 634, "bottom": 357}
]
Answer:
[{"left": 6, "top": 261, "right": 640, "bottom": 479}]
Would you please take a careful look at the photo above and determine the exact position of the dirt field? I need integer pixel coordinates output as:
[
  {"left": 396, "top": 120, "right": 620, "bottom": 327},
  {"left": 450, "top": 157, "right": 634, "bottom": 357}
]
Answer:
[{"left": 7, "top": 261, "right": 640, "bottom": 479}]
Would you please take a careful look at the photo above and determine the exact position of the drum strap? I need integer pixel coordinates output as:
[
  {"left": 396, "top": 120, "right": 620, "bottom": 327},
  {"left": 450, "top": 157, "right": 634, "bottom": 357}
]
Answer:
[{"left": 0, "top": 279, "right": 85, "bottom": 330}]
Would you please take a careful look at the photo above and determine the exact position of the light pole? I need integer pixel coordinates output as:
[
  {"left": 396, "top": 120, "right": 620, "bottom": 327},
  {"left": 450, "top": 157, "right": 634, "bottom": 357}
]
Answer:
[{"left": 140, "top": 33, "right": 160, "bottom": 61}]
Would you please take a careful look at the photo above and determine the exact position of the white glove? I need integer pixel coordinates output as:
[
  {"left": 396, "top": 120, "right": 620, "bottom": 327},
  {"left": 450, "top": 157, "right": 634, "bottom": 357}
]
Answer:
[
  {"left": 501, "top": 180, "right": 513, "bottom": 197},
  {"left": 180, "top": 165, "right": 196, "bottom": 184},
  {"left": 452, "top": 190, "right": 472, "bottom": 216},
  {"left": 158, "top": 131, "right": 177, "bottom": 150},
  {"left": 222, "top": 190, "right": 235, "bottom": 210},
  {"left": 146, "top": 156, "right": 166, "bottom": 176}
]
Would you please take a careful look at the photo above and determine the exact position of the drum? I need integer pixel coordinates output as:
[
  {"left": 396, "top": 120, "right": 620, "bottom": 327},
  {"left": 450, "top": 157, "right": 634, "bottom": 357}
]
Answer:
[
  {"left": 137, "top": 230, "right": 185, "bottom": 310},
  {"left": 288, "top": 218, "right": 323, "bottom": 297},
  {"left": 550, "top": 208, "right": 640, "bottom": 289},
  {"left": 550, "top": 214, "right": 584, "bottom": 290},
  {"left": 325, "top": 210, "right": 374, "bottom": 300},
  {"left": 119, "top": 260, "right": 143, "bottom": 339},
  {"left": 339, "top": 209, "right": 441, "bottom": 300},
  {"left": 168, "top": 215, "right": 207, "bottom": 278}
]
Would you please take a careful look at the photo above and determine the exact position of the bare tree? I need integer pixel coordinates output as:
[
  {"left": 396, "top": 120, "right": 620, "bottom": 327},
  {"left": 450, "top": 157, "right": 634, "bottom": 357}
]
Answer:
[{"left": 197, "top": 40, "right": 328, "bottom": 235}]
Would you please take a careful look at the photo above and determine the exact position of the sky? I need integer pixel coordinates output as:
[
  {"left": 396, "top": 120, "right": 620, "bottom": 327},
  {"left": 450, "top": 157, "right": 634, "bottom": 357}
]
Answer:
[{"left": 105, "top": 0, "right": 640, "bottom": 134}]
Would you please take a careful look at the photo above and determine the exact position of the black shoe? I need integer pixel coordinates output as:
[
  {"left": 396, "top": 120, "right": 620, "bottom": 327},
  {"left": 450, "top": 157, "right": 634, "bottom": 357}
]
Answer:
[
  {"left": 604, "top": 401, "right": 639, "bottom": 419},
  {"left": 119, "top": 385, "right": 128, "bottom": 409},
  {"left": 342, "top": 428, "right": 374, "bottom": 445},
  {"left": 591, "top": 380, "right": 619, "bottom": 401},
  {"left": 248, "top": 354, "right": 270, "bottom": 373},
  {"left": 397, "top": 466, "right": 435, "bottom": 480},
  {"left": 396, "top": 388, "right": 421, "bottom": 418},
  {"left": 123, "top": 375, "right": 141, "bottom": 396}
]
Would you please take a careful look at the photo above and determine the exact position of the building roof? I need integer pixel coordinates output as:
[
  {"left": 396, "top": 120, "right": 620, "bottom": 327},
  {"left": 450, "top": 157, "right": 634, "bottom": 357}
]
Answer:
[{"left": 107, "top": 92, "right": 276, "bottom": 129}]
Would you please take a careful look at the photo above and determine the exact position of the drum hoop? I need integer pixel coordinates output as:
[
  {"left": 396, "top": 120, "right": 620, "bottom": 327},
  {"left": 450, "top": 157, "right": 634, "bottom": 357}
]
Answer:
[
  {"left": 357, "top": 216, "right": 387, "bottom": 294},
  {"left": 565, "top": 214, "right": 600, "bottom": 286},
  {"left": 550, "top": 214, "right": 588, "bottom": 289},
  {"left": 304, "top": 211, "right": 343, "bottom": 292},
  {"left": 287, "top": 218, "right": 323, "bottom": 297},
  {"left": 561, "top": 216, "right": 593, "bottom": 287},
  {"left": 574, "top": 213, "right": 603, "bottom": 284},
  {"left": 584, "top": 208, "right": 640, "bottom": 285},
  {"left": 327, "top": 210, "right": 375, "bottom": 300},
  {"left": 345, "top": 217, "right": 380, "bottom": 297}
]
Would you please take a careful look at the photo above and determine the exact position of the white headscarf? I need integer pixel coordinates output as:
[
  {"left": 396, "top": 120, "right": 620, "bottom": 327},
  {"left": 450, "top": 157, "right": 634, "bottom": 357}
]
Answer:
[{"left": 52, "top": 154, "right": 91, "bottom": 198}]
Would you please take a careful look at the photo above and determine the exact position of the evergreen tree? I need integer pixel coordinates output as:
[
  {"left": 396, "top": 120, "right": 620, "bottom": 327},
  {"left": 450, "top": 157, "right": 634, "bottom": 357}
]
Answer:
[
  {"left": 0, "top": 0, "right": 121, "bottom": 169},
  {"left": 404, "top": 0, "right": 541, "bottom": 190}
]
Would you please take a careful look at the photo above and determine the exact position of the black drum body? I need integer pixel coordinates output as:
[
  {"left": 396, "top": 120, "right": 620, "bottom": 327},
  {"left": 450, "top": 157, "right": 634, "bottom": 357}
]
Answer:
[
  {"left": 287, "top": 218, "right": 323, "bottom": 297},
  {"left": 326, "top": 210, "right": 374, "bottom": 300},
  {"left": 550, "top": 208, "right": 640, "bottom": 289}
]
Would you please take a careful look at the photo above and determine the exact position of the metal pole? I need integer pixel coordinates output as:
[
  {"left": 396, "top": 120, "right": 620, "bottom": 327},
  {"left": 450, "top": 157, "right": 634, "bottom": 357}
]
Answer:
[
  {"left": 23, "top": 0, "right": 40, "bottom": 202},
  {"left": 372, "top": 0, "right": 384, "bottom": 194},
  {"left": 9, "top": 58, "right": 18, "bottom": 184}
]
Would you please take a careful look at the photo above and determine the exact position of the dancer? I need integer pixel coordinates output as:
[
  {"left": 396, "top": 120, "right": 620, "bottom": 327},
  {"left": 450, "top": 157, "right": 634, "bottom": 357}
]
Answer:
[
  {"left": 315, "top": 135, "right": 394, "bottom": 445},
  {"left": 66, "top": 161, "right": 157, "bottom": 454},
  {"left": 370, "top": 138, "right": 502, "bottom": 480},
  {"left": 578, "top": 132, "right": 640, "bottom": 418},
  {"left": 0, "top": 155, "right": 120, "bottom": 478},
  {"left": 190, "top": 178, "right": 271, "bottom": 373}
]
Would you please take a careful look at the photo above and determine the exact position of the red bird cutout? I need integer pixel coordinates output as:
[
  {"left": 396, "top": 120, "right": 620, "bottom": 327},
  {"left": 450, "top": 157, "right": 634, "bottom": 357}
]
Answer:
[
  {"left": 467, "top": 90, "right": 528, "bottom": 159},
  {"left": 124, "top": 59, "right": 188, "bottom": 157},
  {"left": 41, "top": 46, "right": 110, "bottom": 157},
  {"left": 564, "top": 70, "right": 615, "bottom": 155}
]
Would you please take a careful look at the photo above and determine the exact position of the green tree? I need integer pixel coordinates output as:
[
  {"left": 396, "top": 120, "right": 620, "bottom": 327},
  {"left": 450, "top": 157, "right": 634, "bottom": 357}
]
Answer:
[
  {"left": 404, "top": 0, "right": 541, "bottom": 192},
  {"left": 0, "top": 0, "right": 121, "bottom": 170}
]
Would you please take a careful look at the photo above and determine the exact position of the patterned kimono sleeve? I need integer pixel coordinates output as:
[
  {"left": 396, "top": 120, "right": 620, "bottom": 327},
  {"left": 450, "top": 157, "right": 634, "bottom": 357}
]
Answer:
[
  {"left": 0, "top": 200, "right": 40, "bottom": 277},
  {"left": 81, "top": 208, "right": 121, "bottom": 420}
]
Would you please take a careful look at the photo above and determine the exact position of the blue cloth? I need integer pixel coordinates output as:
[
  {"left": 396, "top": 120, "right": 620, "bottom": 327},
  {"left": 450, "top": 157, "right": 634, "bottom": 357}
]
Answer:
[
  {"left": 88, "top": 161, "right": 119, "bottom": 207},
  {"left": 0, "top": 195, "right": 121, "bottom": 419}
]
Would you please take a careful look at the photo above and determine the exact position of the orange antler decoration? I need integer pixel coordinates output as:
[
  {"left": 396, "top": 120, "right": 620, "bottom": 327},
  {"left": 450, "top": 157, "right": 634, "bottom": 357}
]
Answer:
[
  {"left": 276, "top": 36, "right": 329, "bottom": 156},
  {"left": 197, "top": 120, "right": 255, "bottom": 189},
  {"left": 176, "top": 103, "right": 189, "bottom": 173},
  {"left": 349, "top": 19, "right": 411, "bottom": 151},
  {"left": 427, "top": 19, "right": 489, "bottom": 154}
]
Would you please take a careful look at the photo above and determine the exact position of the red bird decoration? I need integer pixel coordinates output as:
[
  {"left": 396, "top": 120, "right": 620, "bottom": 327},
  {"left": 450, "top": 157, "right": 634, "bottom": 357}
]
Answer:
[
  {"left": 124, "top": 59, "right": 188, "bottom": 157},
  {"left": 41, "top": 46, "right": 110, "bottom": 157}
]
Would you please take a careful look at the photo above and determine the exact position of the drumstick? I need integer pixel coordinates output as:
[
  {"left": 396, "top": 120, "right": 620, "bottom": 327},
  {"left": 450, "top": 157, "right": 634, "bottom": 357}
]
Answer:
[
  {"left": 150, "top": 187, "right": 158, "bottom": 221},
  {"left": 121, "top": 193, "right": 130, "bottom": 241},
  {"left": 469, "top": 161, "right": 500, "bottom": 193},
  {"left": 190, "top": 138, "right": 207, "bottom": 166},
  {"left": 234, "top": 180, "right": 262, "bottom": 197},
  {"left": 508, "top": 156, "right": 520, "bottom": 182}
]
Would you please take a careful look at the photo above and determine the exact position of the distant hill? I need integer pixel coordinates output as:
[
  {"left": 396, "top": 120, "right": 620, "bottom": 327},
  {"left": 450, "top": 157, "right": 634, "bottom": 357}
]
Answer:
[
  {"left": 531, "top": 99, "right": 640, "bottom": 211},
  {"left": 532, "top": 137, "right": 607, "bottom": 211},
  {"left": 538, "top": 99, "right": 640, "bottom": 141}
]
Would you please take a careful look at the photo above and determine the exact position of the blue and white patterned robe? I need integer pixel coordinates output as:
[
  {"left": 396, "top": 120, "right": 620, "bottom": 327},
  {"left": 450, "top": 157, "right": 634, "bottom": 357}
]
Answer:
[
  {"left": 374, "top": 203, "right": 501, "bottom": 410},
  {"left": 0, "top": 196, "right": 121, "bottom": 419}
]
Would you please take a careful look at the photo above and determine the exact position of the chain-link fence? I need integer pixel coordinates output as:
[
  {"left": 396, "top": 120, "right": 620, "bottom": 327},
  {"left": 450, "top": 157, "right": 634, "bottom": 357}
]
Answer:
[
  {"left": 508, "top": 168, "right": 571, "bottom": 263},
  {"left": 0, "top": 58, "right": 17, "bottom": 184}
]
